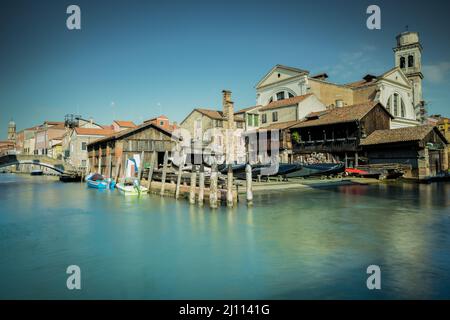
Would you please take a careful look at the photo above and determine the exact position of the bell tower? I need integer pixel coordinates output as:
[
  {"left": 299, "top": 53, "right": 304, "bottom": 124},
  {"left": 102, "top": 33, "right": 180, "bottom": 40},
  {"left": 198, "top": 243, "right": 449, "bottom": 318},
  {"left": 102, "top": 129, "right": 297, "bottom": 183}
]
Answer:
[
  {"left": 7, "top": 119, "right": 16, "bottom": 142},
  {"left": 393, "top": 31, "right": 425, "bottom": 122}
]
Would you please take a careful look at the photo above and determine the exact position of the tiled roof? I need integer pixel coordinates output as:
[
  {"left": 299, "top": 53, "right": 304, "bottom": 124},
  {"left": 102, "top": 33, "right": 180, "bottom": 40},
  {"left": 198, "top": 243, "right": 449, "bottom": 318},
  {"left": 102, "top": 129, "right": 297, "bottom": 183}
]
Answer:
[
  {"left": 360, "top": 125, "right": 447, "bottom": 146},
  {"left": 235, "top": 105, "right": 261, "bottom": 114},
  {"left": 291, "top": 102, "right": 385, "bottom": 129},
  {"left": 259, "top": 94, "right": 313, "bottom": 111},
  {"left": 195, "top": 108, "right": 245, "bottom": 122},
  {"left": 74, "top": 128, "right": 115, "bottom": 136},
  {"left": 88, "top": 121, "right": 175, "bottom": 146},
  {"left": 259, "top": 120, "right": 301, "bottom": 131},
  {"left": 114, "top": 120, "right": 137, "bottom": 128}
]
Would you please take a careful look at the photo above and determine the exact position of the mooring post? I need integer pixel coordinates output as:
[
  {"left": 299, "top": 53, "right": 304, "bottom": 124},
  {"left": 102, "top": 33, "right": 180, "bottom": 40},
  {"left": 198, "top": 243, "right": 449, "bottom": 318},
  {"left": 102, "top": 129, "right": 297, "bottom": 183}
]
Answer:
[
  {"left": 209, "top": 163, "right": 218, "bottom": 209},
  {"left": 246, "top": 164, "right": 253, "bottom": 207},
  {"left": 160, "top": 151, "right": 169, "bottom": 196},
  {"left": 227, "top": 164, "right": 234, "bottom": 207},
  {"left": 189, "top": 165, "right": 197, "bottom": 205},
  {"left": 147, "top": 151, "right": 156, "bottom": 191},
  {"left": 198, "top": 164, "right": 205, "bottom": 206},
  {"left": 175, "top": 159, "right": 183, "bottom": 199},
  {"left": 138, "top": 151, "right": 145, "bottom": 181}
]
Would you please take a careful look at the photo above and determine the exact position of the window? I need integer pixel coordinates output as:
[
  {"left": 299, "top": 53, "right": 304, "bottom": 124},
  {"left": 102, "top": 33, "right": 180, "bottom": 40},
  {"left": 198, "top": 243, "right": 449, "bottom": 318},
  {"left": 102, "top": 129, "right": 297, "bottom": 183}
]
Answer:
[
  {"left": 401, "top": 99, "right": 406, "bottom": 118},
  {"left": 216, "top": 120, "right": 223, "bottom": 127},
  {"left": 272, "top": 111, "right": 278, "bottom": 122},
  {"left": 236, "top": 121, "right": 243, "bottom": 129},
  {"left": 262, "top": 114, "right": 267, "bottom": 124},
  {"left": 288, "top": 92, "right": 294, "bottom": 98},
  {"left": 81, "top": 160, "right": 87, "bottom": 167},
  {"left": 393, "top": 93, "right": 399, "bottom": 116},
  {"left": 386, "top": 96, "right": 391, "bottom": 112},
  {"left": 81, "top": 142, "right": 87, "bottom": 151},
  {"left": 400, "top": 57, "right": 406, "bottom": 69},
  {"left": 408, "top": 55, "right": 414, "bottom": 68},
  {"left": 160, "top": 121, "right": 164, "bottom": 126},
  {"left": 254, "top": 115, "right": 259, "bottom": 126},
  {"left": 268, "top": 97, "right": 273, "bottom": 104},
  {"left": 276, "top": 92, "right": 285, "bottom": 101}
]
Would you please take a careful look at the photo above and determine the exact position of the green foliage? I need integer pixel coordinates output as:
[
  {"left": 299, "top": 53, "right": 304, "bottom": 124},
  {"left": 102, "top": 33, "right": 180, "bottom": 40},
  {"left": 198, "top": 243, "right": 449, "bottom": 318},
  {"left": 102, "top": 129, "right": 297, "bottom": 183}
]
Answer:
[{"left": 291, "top": 131, "right": 301, "bottom": 144}]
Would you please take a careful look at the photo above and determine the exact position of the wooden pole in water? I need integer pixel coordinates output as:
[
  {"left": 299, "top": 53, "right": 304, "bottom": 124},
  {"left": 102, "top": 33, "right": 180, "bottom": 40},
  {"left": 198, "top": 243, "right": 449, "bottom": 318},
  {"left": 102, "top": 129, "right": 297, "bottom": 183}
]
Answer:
[
  {"left": 198, "top": 164, "right": 205, "bottom": 206},
  {"left": 175, "top": 154, "right": 184, "bottom": 199},
  {"left": 189, "top": 165, "right": 197, "bottom": 204},
  {"left": 147, "top": 151, "right": 156, "bottom": 191},
  {"left": 108, "top": 154, "right": 112, "bottom": 178},
  {"left": 246, "top": 164, "right": 253, "bottom": 207},
  {"left": 138, "top": 151, "right": 145, "bottom": 181},
  {"left": 115, "top": 156, "right": 121, "bottom": 182},
  {"left": 209, "top": 163, "right": 218, "bottom": 209},
  {"left": 160, "top": 151, "right": 169, "bottom": 196},
  {"left": 98, "top": 153, "right": 102, "bottom": 174},
  {"left": 227, "top": 164, "right": 234, "bottom": 207}
]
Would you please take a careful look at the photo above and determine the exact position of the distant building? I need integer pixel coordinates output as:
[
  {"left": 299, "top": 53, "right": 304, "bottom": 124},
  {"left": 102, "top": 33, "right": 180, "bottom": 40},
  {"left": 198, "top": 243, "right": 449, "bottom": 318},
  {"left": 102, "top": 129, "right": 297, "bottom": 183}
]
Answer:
[
  {"left": 8, "top": 120, "right": 16, "bottom": 142},
  {"left": 427, "top": 115, "right": 450, "bottom": 142},
  {"left": 34, "top": 121, "right": 66, "bottom": 155},
  {"left": 361, "top": 125, "right": 448, "bottom": 180},
  {"left": 180, "top": 90, "right": 246, "bottom": 164},
  {"left": 112, "top": 120, "right": 137, "bottom": 132},
  {"left": 68, "top": 127, "right": 115, "bottom": 170},
  {"left": 144, "top": 115, "right": 178, "bottom": 132}
]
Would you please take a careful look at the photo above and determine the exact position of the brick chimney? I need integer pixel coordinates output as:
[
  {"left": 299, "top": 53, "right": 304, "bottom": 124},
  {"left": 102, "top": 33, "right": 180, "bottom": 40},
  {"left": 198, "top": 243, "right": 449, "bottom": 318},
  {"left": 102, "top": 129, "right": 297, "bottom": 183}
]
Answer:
[{"left": 222, "top": 90, "right": 234, "bottom": 129}]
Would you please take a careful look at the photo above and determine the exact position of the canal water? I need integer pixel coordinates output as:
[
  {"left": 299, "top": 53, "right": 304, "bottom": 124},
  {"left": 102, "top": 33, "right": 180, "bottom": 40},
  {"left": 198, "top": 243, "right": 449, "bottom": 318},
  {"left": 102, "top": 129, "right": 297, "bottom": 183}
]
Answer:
[{"left": 0, "top": 173, "right": 449, "bottom": 299}]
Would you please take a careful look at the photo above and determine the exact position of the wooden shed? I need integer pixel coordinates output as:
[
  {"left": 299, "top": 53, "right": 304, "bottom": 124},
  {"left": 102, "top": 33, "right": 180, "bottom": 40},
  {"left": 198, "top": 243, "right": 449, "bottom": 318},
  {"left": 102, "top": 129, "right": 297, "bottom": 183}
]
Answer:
[
  {"left": 87, "top": 122, "right": 177, "bottom": 178},
  {"left": 360, "top": 125, "right": 449, "bottom": 180}
]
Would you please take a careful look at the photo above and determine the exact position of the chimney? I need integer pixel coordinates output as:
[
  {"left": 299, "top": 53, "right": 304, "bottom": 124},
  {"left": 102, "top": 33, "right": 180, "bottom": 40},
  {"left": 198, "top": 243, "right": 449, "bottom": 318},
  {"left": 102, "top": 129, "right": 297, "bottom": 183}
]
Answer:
[{"left": 222, "top": 90, "right": 234, "bottom": 129}]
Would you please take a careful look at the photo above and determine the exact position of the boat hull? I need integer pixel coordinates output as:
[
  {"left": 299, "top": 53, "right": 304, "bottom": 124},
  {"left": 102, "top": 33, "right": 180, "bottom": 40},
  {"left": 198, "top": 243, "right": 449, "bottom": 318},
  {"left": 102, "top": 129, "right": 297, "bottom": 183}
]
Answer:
[
  {"left": 87, "top": 180, "right": 108, "bottom": 189},
  {"left": 286, "top": 163, "right": 345, "bottom": 178},
  {"left": 116, "top": 183, "right": 148, "bottom": 195}
]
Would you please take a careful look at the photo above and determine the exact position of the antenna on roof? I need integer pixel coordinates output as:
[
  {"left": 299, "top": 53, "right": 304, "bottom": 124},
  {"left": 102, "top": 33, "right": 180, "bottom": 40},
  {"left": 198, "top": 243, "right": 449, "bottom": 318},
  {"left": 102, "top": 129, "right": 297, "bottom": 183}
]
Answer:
[{"left": 405, "top": 25, "right": 409, "bottom": 32}]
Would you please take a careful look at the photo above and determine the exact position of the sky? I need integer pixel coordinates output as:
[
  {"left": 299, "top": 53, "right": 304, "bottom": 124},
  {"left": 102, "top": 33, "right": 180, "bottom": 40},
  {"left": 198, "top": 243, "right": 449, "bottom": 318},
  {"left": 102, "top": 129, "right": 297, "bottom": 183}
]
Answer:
[{"left": 1, "top": 0, "right": 450, "bottom": 139}]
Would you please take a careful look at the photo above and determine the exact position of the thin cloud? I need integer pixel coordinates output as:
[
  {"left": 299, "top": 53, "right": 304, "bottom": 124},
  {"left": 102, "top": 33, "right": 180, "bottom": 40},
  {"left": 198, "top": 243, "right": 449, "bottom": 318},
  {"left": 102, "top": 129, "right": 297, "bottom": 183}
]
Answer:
[{"left": 423, "top": 62, "right": 450, "bottom": 84}]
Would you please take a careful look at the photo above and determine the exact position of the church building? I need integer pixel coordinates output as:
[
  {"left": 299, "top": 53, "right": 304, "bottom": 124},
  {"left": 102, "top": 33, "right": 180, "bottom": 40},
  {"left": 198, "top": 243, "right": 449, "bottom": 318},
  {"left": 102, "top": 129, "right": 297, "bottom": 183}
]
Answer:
[{"left": 254, "top": 31, "right": 425, "bottom": 129}]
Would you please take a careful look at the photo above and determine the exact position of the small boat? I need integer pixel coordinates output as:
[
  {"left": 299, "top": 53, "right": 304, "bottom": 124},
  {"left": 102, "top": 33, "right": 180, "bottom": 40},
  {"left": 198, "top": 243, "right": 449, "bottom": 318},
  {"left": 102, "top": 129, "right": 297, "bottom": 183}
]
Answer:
[
  {"left": 87, "top": 179, "right": 109, "bottom": 189},
  {"left": 286, "top": 162, "right": 345, "bottom": 178},
  {"left": 116, "top": 179, "right": 148, "bottom": 195},
  {"left": 59, "top": 174, "right": 82, "bottom": 182},
  {"left": 86, "top": 173, "right": 110, "bottom": 189},
  {"left": 30, "top": 170, "right": 44, "bottom": 176}
]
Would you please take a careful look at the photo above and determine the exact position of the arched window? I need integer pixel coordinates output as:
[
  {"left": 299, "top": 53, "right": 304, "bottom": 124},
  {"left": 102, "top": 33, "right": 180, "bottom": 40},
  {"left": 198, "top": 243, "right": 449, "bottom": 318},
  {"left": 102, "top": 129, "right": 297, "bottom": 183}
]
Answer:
[
  {"left": 268, "top": 97, "right": 273, "bottom": 104},
  {"left": 276, "top": 91, "right": 285, "bottom": 101},
  {"left": 401, "top": 99, "right": 406, "bottom": 118},
  {"left": 288, "top": 92, "right": 294, "bottom": 98},
  {"left": 393, "top": 93, "right": 399, "bottom": 116},
  {"left": 408, "top": 55, "right": 414, "bottom": 68},
  {"left": 400, "top": 57, "right": 406, "bottom": 69},
  {"left": 386, "top": 96, "right": 391, "bottom": 112}
]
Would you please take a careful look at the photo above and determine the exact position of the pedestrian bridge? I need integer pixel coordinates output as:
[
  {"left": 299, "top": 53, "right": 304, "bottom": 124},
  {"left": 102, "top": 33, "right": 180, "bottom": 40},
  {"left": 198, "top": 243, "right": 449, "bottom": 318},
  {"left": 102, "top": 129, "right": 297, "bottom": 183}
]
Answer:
[{"left": 0, "top": 154, "right": 77, "bottom": 174}]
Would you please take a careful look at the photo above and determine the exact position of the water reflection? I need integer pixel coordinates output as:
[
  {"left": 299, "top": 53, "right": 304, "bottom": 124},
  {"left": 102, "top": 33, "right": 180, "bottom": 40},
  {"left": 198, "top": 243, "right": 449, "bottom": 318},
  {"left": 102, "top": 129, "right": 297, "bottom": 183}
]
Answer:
[{"left": 0, "top": 173, "right": 449, "bottom": 299}]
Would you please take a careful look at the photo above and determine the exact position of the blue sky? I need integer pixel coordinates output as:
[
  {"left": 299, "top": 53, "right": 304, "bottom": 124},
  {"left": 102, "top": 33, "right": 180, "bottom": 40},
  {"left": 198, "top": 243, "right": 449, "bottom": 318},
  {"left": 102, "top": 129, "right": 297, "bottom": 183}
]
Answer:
[{"left": 1, "top": 0, "right": 449, "bottom": 139}]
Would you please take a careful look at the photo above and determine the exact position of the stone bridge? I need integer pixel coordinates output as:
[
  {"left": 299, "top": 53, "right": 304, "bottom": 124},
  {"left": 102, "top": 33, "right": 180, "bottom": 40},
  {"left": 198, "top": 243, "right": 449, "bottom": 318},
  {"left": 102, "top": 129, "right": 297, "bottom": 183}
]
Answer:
[{"left": 0, "top": 154, "right": 77, "bottom": 174}]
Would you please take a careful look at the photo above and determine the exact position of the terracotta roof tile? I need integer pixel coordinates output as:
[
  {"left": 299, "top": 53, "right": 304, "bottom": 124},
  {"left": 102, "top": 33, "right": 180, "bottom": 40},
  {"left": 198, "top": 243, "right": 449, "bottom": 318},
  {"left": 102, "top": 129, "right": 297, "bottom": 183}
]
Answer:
[
  {"left": 259, "top": 120, "right": 301, "bottom": 130},
  {"left": 195, "top": 108, "right": 245, "bottom": 122},
  {"left": 114, "top": 120, "right": 137, "bottom": 128},
  {"left": 361, "top": 125, "right": 446, "bottom": 146},
  {"left": 74, "top": 128, "right": 115, "bottom": 136},
  {"left": 291, "top": 101, "right": 386, "bottom": 129},
  {"left": 259, "top": 94, "right": 313, "bottom": 111}
]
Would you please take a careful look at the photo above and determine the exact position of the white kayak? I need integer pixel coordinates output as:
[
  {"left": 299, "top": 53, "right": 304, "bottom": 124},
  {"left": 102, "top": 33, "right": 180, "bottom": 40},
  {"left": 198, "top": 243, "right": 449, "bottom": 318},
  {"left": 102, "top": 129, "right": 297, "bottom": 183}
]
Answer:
[{"left": 116, "top": 182, "right": 148, "bottom": 195}]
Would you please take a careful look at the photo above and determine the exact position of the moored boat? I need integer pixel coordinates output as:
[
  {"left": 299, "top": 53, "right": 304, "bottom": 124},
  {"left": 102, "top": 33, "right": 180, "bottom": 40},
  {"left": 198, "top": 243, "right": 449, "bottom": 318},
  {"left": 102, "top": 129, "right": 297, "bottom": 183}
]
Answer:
[
  {"left": 30, "top": 169, "right": 44, "bottom": 176},
  {"left": 285, "top": 162, "right": 345, "bottom": 178},
  {"left": 116, "top": 179, "right": 148, "bottom": 195}
]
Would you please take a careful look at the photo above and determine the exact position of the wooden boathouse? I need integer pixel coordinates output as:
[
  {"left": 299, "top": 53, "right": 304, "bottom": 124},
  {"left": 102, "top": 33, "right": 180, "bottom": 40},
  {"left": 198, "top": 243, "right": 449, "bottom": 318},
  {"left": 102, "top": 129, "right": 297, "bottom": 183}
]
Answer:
[
  {"left": 360, "top": 125, "right": 449, "bottom": 180},
  {"left": 87, "top": 121, "right": 177, "bottom": 178},
  {"left": 289, "top": 102, "right": 393, "bottom": 167}
]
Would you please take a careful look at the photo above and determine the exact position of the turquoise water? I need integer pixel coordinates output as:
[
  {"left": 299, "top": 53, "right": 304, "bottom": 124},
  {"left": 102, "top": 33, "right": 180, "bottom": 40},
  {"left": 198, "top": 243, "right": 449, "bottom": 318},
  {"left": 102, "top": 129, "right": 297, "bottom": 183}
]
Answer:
[{"left": 0, "top": 173, "right": 449, "bottom": 299}]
